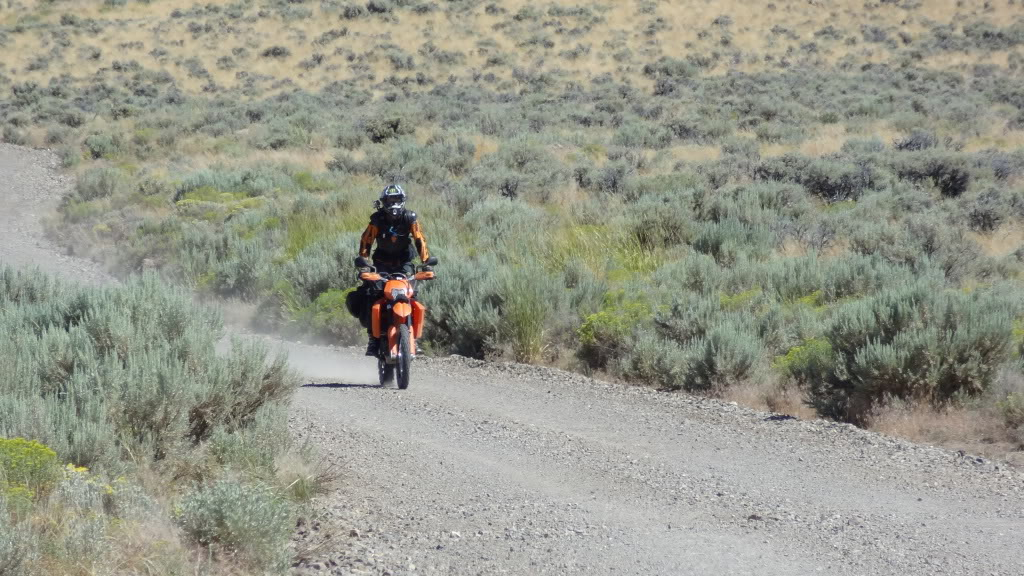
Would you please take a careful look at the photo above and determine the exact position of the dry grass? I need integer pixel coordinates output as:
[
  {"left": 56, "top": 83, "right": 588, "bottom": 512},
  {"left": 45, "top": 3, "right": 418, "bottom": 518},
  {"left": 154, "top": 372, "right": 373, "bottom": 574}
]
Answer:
[
  {"left": 869, "top": 401, "right": 1022, "bottom": 463},
  {"left": 722, "top": 376, "right": 818, "bottom": 421},
  {"left": 191, "top": 148, "right": 336, "bottom": 174},
  {"left": 725, "top": 379, "right": 1024, "bottom": 466},
  {"left": 970, "top": 226, "right": 1024, "bottom": 258},
  {"left": 668, "top": 144, "right": 721, "bottom": 163},
  {"left": 6, "top": 0, "right": 1020, "bottom": 97}
]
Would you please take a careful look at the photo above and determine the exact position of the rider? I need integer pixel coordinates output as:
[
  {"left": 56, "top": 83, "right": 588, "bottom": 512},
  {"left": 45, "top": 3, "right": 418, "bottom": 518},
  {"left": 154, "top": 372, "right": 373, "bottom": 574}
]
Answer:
[{"left": 357, "top": 184, "right": 430, "bottom": 356}]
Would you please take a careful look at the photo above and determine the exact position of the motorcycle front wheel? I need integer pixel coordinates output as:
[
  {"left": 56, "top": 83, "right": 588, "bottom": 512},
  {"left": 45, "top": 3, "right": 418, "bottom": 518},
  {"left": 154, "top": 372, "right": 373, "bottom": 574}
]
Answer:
[{"left": 396, "top": 324, "right": 412, "bottom": 390}]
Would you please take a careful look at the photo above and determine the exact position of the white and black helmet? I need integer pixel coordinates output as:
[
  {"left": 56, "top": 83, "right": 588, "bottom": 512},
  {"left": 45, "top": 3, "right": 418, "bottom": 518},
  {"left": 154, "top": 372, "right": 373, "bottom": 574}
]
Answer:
[{"left": 379, "top": 184, "right": 406, "bottom": 216}]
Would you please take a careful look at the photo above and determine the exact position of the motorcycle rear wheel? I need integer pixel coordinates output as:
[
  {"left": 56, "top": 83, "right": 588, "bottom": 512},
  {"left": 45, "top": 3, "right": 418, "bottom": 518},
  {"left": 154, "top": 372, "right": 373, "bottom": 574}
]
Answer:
[{"left": 377, "top": 338, "right": 394, "bottom": 386}]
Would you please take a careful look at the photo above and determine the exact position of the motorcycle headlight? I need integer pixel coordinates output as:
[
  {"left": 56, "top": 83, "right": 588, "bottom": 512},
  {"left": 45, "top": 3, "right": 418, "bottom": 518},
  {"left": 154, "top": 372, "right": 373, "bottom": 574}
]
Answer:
[{"left": 390, "top": 287, "right": 408, "bottom": 299}]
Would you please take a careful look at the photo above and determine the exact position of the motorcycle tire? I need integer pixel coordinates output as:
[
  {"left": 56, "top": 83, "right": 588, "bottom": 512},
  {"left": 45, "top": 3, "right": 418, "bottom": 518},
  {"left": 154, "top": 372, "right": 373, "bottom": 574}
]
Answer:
[
  {"left": 396, "top": 324, "right": 412, "bottom": 390},
  {"left": 378, "top": 338, "right": 394, "bottom": 386}
]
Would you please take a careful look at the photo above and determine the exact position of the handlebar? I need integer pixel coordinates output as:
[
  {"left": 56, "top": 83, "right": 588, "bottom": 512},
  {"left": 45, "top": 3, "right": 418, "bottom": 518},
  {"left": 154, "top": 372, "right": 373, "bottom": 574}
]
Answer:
[{"left": 358, "top": 270, "right": 436, "bottom": 282}]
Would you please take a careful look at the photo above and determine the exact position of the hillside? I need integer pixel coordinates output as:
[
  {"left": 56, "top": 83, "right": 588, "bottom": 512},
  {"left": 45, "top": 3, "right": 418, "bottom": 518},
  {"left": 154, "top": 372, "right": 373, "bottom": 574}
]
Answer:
[
  {"left": 3, "top": 1, "right": 1024, "bottom": 572},
  {"left": 3, "top": 0, "right": 1024, "bottom": 475},
  {"left": 1, "top": 146, "right": 1022, "bottom": 575}
]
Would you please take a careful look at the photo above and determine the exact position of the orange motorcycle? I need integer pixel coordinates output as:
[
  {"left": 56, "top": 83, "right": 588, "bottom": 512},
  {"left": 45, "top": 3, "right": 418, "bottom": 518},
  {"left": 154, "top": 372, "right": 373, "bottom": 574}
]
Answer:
[{"left": 355, "top": 256, "right": 437, "bottom": 389}]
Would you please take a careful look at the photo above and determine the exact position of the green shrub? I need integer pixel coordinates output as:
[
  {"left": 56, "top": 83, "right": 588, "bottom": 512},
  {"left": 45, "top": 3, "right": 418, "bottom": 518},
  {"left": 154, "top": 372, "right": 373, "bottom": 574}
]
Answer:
[
  {"left": 0, "top": 438, "right": 60, "bottom": 500},
  {"left": 419, "top": 252, "right": 502, "bottom": 358},
  {"left": 0, "top": 511, "right": 31, "bottom": 576},
  {"left": 83, "top": 133, "right": 121, "bottom": 159},
  {"left": 755, "top": 153, "right": 882, "bottom": 202},
  {"left": 578, "top": 291, "right": 651, "bottom": 369},
  {"left": 498, "top": 269, "right": 557, "bottom": 363},
  {"left": 774, "top": 337, "right": 833, "bottom": 388},
  {"left": 282, "top": 233, "right": 359, "bottom": 303},
  {"left": 614, "top": 330, "right": 690, "bottom": 389},
  {"left": 692, "top": 218, "right": 773, "bottom": 264},
  {"left": 893, "top": 150, "right": 972, "bottom": 198},
  {"left": 75, "top": 166, "right": 128, "bottom": 201},
  {"left": 626, "top": 193, "right": 694, "bottom": 249},
  {"left": 363, "top": 112, "right": 415, "bottom": 143},
  {"left": 177, "top": 479, "right": 293, "bottom": 571},
  {"left": 0, "top": 268, "right": 296, "bottom": 470},
  {"left": 682, "top": 318, "right": 764, "bottom": 392},
  {"left": 811, "top": 281, "right": 1016, "bottom": 422},
  {"left": 1000, "top": 393, "right": 1024, "bottom": 438},
  {"left": 2, "top": 125, "right": 27, "bottom": 146},
  {"left": 209, "top": 405, "right": 290, "bottom": 479}
]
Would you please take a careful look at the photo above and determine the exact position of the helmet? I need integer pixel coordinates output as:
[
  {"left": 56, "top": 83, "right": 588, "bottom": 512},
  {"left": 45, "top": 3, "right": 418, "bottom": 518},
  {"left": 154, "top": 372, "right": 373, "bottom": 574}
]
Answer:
[{"left": 379, "top": 184, "right": 406, "bottom": 217}]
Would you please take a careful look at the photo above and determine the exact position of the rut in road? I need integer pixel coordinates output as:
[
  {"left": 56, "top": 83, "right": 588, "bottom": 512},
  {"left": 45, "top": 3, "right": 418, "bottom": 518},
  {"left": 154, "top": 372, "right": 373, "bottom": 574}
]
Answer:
[{"left": 1, "top": 143, "right": 1022, "bottom": 576}]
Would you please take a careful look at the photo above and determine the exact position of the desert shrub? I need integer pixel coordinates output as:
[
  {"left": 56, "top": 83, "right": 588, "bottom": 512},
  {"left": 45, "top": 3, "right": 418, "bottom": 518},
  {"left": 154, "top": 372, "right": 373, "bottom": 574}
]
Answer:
[
  {"left": 682, "top": 317, "right": 764, "bottom": 392},
  {"left": 210, "top": 237, "right": 272, "bottom": 299},
  {"left": 652, "top": 251, "right": 724, "bottom": 295},
  {"left": 0, "top": 513, "right": 31, "bottom": 576},
  {"left": 693, "top": 218, "right": 773, "bottom": 264},
  {"left": 363, "top": 111, "right": 416, "bottom": 143},
  {"left": 497, "top": 269, "right": 558, "bottom": 363},
  {"left": 467, "top": 137, "right": 566, "bottom": 202},
  {"left": 754, "top": 153, "right": 882, "bottom": 202},
  {"left": 418, "top": 41, "right": 464, "bottom": 65},
  {"left": 592, "top": 160, "right": 635, "bottom": 196},
  {"left": 326, "top": 151, "right": 362, "bottom": 173},
  {"left": 893, "top": 130, "right": 938, "bottom": 151},
  {"left": 664, "top": 113, "right": 733, "bottom": 143},
  {"left": 614, "top": 329, "right": 690, "bottom": 389},
  {"left": 0, "top": 268, "right": 296, "bottom": 470},
  {"left": 0, "top": 438, "right": 60, "bottom": 501},
  {"left": 2, "top": 125, "right": 27, "bottom": 145},
  {"left": 366, "top": 0, "right": 393, "bottom": 13},
  {"left": 177, "top": 479, "right": 293, "bottom": 571},
  {"left": 44, "top": 126, "right": 69, "bottom": 144},
  {"left": 75, "top": 166, "right": 129, "bottom": 201},
  {"left": 818, "top": 253, "right": 911, "bottom": 301},
  {"left": 578, "top": 291, "right": 650, "bottom": 369},
  {"left": 282, "top": 234, "right": 359, "bottom": 304},
  {"left": 612, "top": 121, "right": 671, "bottom": 149},
  {"left": 810, "top": 281, "right": 1017, "bottom": 422},
  {"left": 847, "top": 213, "right": 983, "bottom": 283},
  {"left": 626, "top": 192, "right": 694, "bottom": 248},
  {"left": 964, "top": 187, "right": 1007, "bottom": 232},
  {"left": 892, "top": 150, "right": 972, "bottom": 198},
  {"left": 643, "top": 56, "right": 696, "bottom": 95},
  {"left": 175, "top": 166, "right": 298, "bottom": 199},
  {"left": 83, "top": 133, "right": 122, "bottom": 159},
  {"left": 774, "top": 337, "right": 833, "bottom": 388},
  {"left": 208, "top": 405, "right": 291, "bottom": 481},
  {"left": 260, "top": 46, "right": 291, "bottom": 58},
  {"left": 418, "top": 251, "right": 502, "bottom": 358}
]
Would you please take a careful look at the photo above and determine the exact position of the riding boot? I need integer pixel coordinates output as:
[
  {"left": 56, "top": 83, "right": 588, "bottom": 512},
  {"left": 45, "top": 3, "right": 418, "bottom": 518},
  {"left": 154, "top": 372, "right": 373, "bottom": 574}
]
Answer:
[{"left": 365, "top": 335, "right": 379, "bottom": 357}]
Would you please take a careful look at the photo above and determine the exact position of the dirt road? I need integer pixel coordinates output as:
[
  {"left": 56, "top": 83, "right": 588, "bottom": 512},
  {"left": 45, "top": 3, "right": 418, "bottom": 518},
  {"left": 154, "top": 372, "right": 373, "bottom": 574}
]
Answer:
[{"left": 2, "top": 143, "right": 1021, "bottom": 575}]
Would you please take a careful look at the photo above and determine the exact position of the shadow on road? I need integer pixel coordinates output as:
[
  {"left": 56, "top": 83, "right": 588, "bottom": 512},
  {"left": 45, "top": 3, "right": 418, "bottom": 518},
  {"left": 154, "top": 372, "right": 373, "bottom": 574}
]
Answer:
[{"left": 302, "top": 382, "right": 386, "bottom": 390}]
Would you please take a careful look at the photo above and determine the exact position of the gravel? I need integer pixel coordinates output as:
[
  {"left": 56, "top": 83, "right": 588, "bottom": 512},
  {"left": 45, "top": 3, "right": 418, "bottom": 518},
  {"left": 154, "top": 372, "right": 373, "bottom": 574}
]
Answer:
[
  {"left": 2, "top": 144, "right": 1022, "bottom": 576},
  {"left": 0, "top": 143, "right": 113, "bottom": 285}
]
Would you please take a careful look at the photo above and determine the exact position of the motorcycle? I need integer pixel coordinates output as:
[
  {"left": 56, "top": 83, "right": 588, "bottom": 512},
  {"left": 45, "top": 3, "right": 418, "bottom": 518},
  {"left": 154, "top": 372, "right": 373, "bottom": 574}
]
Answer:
[{"left": 355, "top": 255, "right": 437, "bottom": 389}]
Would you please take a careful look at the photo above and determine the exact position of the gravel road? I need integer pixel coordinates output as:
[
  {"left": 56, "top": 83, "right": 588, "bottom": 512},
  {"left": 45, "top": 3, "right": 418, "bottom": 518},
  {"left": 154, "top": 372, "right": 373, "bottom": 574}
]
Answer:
[{"left": 2, "top": 144, "right": 1022, "bottom": 576}]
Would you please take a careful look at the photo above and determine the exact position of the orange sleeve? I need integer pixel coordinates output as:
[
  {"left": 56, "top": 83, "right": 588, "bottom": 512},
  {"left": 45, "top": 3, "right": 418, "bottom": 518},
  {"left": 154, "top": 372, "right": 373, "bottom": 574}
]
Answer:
[
  {"left": 411, "top": 220, "right": 429, "bottom": 261},
  {"left": 359, "top": 223, "right": 378, "bottom": 258}
]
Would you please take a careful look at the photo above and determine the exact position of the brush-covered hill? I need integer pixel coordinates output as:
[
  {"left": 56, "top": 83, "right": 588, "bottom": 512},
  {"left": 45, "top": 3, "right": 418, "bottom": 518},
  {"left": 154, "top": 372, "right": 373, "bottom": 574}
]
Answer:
[{"left": 3, "top": 0, "right": 1024, "bottom": 456}]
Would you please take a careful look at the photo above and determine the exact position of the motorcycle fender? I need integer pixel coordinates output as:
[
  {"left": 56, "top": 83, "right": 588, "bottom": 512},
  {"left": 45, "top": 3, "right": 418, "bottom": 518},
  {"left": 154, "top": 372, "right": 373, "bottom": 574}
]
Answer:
[
  {"left": 412, "top": 301, "right": 426, "bottom": 339},
  {"left": 392, "top": 301, "right": 412, "bottom": 320},
  {"left": 371, "top": 302, "right": 382, "bottom": 338}
]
